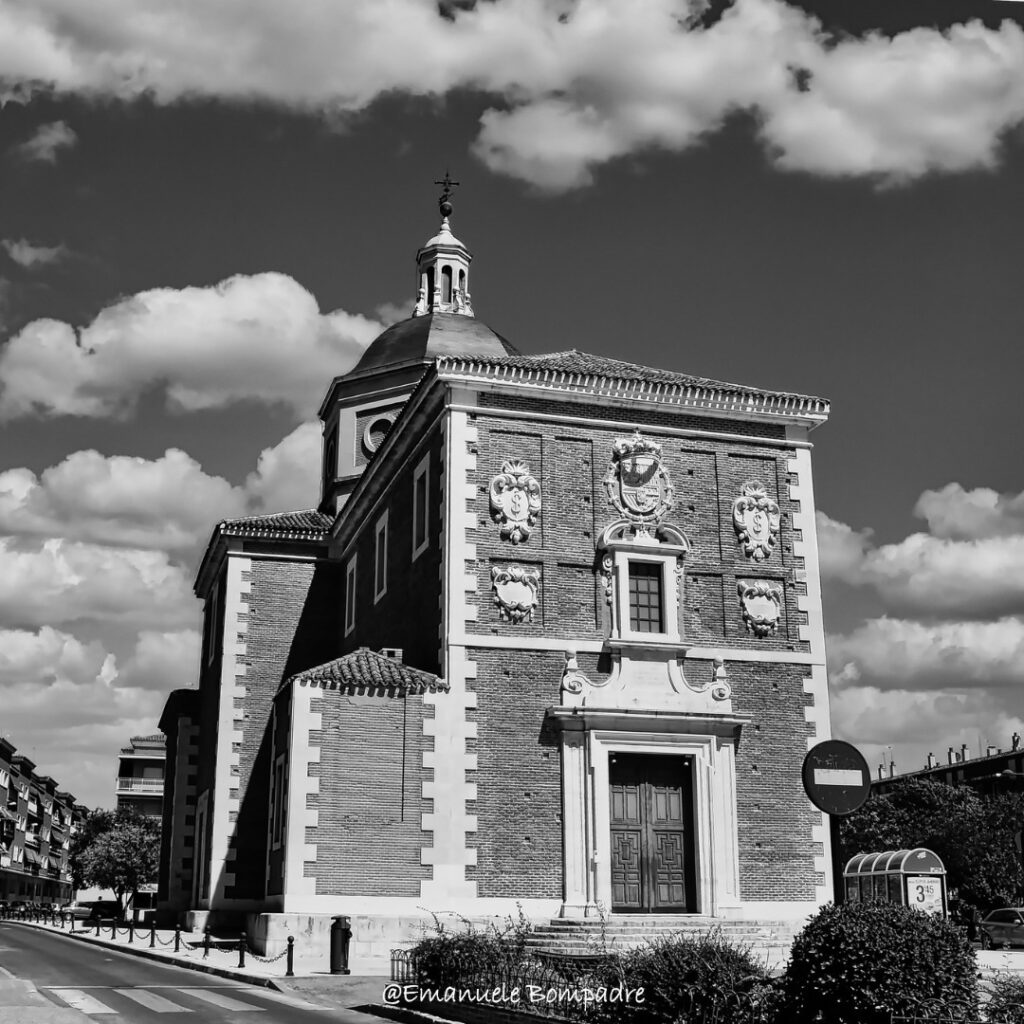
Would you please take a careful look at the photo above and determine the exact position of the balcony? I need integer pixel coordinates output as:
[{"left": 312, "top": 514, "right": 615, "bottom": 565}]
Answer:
[{"left": 116, "top": 777, "right": 164, "bottom": 794}]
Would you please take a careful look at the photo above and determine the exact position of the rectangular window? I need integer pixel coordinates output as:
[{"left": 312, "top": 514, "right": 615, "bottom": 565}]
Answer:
[
  {"left": 271, "top": 757, "right": 286, "bottom": 847},
  {"left": 344, "top": 556, "right": 357, "bottom": 636},
  {"left": 628, "top": 562, "right": 664, "bottom": 633},
  {"left": 374, "top": 511, "right": 389, "bottom": 602},
  {"left": 412, "top": 454, "right": 430, "bottom": 560}
]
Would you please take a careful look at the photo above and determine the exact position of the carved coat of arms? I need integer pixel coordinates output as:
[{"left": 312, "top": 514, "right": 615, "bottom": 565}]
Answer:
[
  {"left": 491, "top": 565, "right": 540, "bottom": 624},
  {"left": 604, "top": 431, "right": 673, "bottom": 526},
  {"left": 737, "top": 581, "right": 782, "bottom": 638},
  {"left": 732, "top": 481, "right": 780, "bottom": 561},
  {"left": 489, "top": 459, "right": 541, "bottom": 544}
]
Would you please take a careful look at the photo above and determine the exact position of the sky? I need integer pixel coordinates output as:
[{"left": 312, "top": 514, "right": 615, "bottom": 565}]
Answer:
[{"left": 0, "top": 0, "right": 1022, "bottom": 809}]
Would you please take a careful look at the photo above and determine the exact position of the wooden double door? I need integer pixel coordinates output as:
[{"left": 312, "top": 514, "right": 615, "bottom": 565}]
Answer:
[{"left": 609, "top": 753, "right": 696, "bottom": 913}]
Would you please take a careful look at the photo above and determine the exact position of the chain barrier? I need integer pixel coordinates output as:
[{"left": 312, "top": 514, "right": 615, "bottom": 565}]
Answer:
[{"left": 247, "top": 947, "right": 290, "bottom": 964}]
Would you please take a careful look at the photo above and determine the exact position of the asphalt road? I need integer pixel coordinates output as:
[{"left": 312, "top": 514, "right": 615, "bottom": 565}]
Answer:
[{"left": 0, "top": 922, "right": 384, "bottom": 1024}]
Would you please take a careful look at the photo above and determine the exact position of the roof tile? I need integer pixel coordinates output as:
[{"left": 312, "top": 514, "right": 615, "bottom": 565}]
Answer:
[{"left": 287, "top": 648, "right": 447, "bottom": 696}]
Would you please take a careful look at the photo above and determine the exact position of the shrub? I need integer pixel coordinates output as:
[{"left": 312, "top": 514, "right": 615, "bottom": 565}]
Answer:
[
  {"left": 986, "top": 973, "right": 1024, "bottom": 1024},
  {"left": 589, "top": 930, "right": 772, "bottom": 1024},
  {"left": 782, "top": 901, "right": 978, "bottom": 1024},
  {"left": 410, "top": 908, "right": 533, "bottom": 989}
]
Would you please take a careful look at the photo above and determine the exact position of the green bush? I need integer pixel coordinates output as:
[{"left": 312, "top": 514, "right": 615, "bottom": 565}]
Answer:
[
  {"left": 782, "top": 901, "right": 978, "bottom": 1024},
  {"left": 986, "top": 973, "right": 1024, "bottom": 1024},
  {"left": 589, "top": 930, "right": 772, "bottom": 1024}
]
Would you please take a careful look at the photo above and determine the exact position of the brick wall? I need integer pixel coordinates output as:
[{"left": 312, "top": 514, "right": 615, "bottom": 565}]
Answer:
[
  {"left": 227, "top": 557, "right": 340, "bottom": 901},
  {"left": 266, "top": 695, "right": 290, "bottom": 897},
  {"left": 471, "top": 404, "right": 808, "bottom": 652},
  {"left": 341, "top": 427, "right": 445, "bottom": 674},
  {"left": 467, "top": 648, "right": 563, "bottom": 898},
  {"left": 308, "top": 690, "right": 430, "bottom": 896},
  {"left": 729, "top": 659, "right": 822, "bottom": 900}
]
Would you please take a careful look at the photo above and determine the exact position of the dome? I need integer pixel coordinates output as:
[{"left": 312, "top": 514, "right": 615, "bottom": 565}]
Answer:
[{"left": 350, "top": 311, "right": 519, "bottom": 376}]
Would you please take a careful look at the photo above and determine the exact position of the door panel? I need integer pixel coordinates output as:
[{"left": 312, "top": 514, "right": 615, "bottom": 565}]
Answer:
[{"left": 609, "top": 754, "right": 695, "bottom": 913}]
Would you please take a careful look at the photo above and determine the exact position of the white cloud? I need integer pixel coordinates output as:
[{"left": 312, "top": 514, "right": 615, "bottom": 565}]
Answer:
[
  {"left": 831, "top": 684, "right": 1024, "bottom": 777},
  {"left": 116, "top": 629, "right": 200, "bottom": 692},
  {"left": 819, "top": 507, "right": 1024, "bottom": 618},
  {"left": 0, "top": 625, "right": 114, "bottom": 688},
  {"left": 914, "top": 482, "right": 1024, "bottom": 540},
  {"left": 0, "top": 449, "right": 247, "bottom": 551},
  {"left": 0, "top": 421, "right": 323, "bottom": 554},
  {"left": 10, "top": 119, "right": 77, "bottom": 163},
  {"left": 1, "top": 237, "right": 67, "bottom": 268},
  {"left": 244, "top": 421, "right": 322, "bottom": 514},
  {"left": 0, "top": 1, "right": 1021, "bottom": 188},
  {"left": 0, "top": 272, "right": 382, "bottom": 421},
  {"left": 828, "top": 616, "right": 1024, "bottom": 691},
  {"left": 0, "top": 537, "right": 196, "bottom": 629}
]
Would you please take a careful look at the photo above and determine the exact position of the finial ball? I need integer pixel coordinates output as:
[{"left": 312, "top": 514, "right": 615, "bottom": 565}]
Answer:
[{"left": 440, "top": 199, "right": 453, "bottom": 218}]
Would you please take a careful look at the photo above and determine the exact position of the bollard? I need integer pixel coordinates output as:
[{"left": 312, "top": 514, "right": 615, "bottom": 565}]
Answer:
[
  {"left": 329, "top": 915, "right": 351, "bottom": 975},
  {"left": 238, "top": 932, "right": 246, "bottom": 969},
  {"left": 174, "top": 924, "right": 181, "bottom": 952},
  {"left": 128, "top": 919, "right": 135, "bottom": 944},
  {"left": 203, "top": 927, "right": 210, "bottom": 959},
  {"left": 286, "top": 935, "right": 294, "bottom": 978},
  {"left": 111, "top": 918, "right": 116, "bottom": 940},
  {"left": 95, "top": 918, "right": 101, "bottom": 938},
  {"left": 150, "top": 920, "right": 156, "bottom": 948}
]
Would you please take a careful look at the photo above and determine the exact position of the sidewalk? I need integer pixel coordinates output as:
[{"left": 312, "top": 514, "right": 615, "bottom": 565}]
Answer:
[{"left": 6, "top": 918, "right": 398, "bottom": 1016}]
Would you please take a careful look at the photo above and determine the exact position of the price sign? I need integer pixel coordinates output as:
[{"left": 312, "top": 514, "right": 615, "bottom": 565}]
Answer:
[{"left": 907, "top": 875, "right": 943, "bottom": 916}]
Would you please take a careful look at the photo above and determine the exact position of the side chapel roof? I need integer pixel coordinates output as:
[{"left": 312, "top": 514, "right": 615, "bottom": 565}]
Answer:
[{"left": 285, "top": 648, "right": 447, "bottom": 696}]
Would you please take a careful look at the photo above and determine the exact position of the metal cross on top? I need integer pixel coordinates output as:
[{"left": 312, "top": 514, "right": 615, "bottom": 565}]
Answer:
[{"left": 435, "top": 170, "right": 459, "bottom": 218}]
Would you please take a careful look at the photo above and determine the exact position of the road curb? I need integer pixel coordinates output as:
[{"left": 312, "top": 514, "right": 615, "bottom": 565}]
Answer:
[{"left": 4, "top": 920, "right": 286, "bottom": 991}]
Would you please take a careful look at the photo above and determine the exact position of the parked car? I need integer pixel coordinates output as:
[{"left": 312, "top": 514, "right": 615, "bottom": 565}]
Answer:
[
  {"left": 980, "top": 908, "right": 1024, "bottom": 949},
  {"left": 61, "top": 902, "right": 93, "bottom": 921},
  {"left": 86, "top": 900, "right": 121, "bottom": 922}
]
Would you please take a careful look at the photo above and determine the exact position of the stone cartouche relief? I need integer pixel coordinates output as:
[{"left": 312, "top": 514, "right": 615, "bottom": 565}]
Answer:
[
  {"left": 737, "top": 580, "right": 783, "bottom": 637},
  {"left": 603, "top": 430, "right": 674, "bottom": 532},
  {"left": 732, "top": 480, "right": 780, "bottom": 561},
  {"left": 489, "top": 459, "right": 541, "bottom": 544},
  {"left": 491, "top": 565, "right": 540, "bottom": 624}
]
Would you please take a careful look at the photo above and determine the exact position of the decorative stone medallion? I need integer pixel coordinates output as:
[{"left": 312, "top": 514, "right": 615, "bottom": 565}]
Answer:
[
  {"left": 737, "top": 580, "right": 782, "bottom": 637},
  {"left": 489, "top": 459, "right": 542, "bottom": 544},
  {"left": 732, "top": 480, "right": 780, "bottom": 561},
  {"left": 603, "top": 431, "right": 674, "bottom": 529},
  {"left": 491, "top": 565, "right": 540, "bottom": 624},
  {"left": 361, "top": 412, "right": 398, "bottom": 457}
]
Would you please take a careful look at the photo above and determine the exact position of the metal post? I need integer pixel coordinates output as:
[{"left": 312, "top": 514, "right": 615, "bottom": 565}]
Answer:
[
  {"left": 128, "top": 919, "right": 135, "bottom": 944},
  {"left": 330, "top": 916, "right": 351, "bottom": 975},
  {"left": 150, "top": 920, "right": 156, "bottom": 948},
  {"left": 111, "top": 918, "right": 116, "bottom": 940},
  {"left": 203, "top": 927, "right": 210, "bottom": 959},
  {"left": 286, "top": 936, "right": 294, "bottom": 978},
  {"left": 174, "top": 924, "right": 181, "bottom": 952},
  {"left": 238, "top": 932, "right": 246, "bottom": 969},
  {"left": 95, "top": 918, "right": 101, "bottom": 937}
]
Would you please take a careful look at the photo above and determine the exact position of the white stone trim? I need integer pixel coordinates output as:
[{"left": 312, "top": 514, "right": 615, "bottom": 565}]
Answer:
[
  {"left": 446, "top": 402, "right": 820, "bottom": 445},
  {"left": 421, "top": 394, "right": 478, "bottom": 902},
  {"left": 373, "top": 509, "right": 389, "bottom": 603},
  {"left": 566, "top": 730, "right": 742, "bottom": 919},
  {"left": 786, "top": 432, "right": 833, "bottom": 909},
  {"left": 454, "top": 633, "right": 818, "bottom": 663},
  {"left": 209, "top": 554, "right": 250, "bottom": 906},
  {"left": 279, "top": 895, "right": 562, "bottom": 916},
  {"left": 283, "top": 683, "right": 320, "bottom": 898},
  {"left": 344, "top": 554, "right": 357, "bottom": 636},
  {"left": 412, "top": 452, "right": 431, "bottom": 561}
]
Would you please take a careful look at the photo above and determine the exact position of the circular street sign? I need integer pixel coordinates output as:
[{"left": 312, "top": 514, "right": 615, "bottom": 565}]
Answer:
[{"left": 802, "top": 740, "right": 872, "bottom": 816}]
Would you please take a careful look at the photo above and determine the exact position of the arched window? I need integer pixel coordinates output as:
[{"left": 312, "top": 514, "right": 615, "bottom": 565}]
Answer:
[
  {"left": 441, "top": 266, "right": 453, "bottom": 304},
  {"left": 426, "top": 267, "right": 435, "bottom": 307},
  {"left": 458, "top": 269, "right": 466, "bottom": 296}
]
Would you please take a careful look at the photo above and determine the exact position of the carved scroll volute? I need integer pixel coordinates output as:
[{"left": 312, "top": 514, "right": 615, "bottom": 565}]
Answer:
[
  {"left": 489, "top": 459, "right": 541, "bottom": 544},
  {"left": 737, "top": 580, "right": 782, "bottom": 637},
  {"left": 732, "top": 480, "right": 780, "bottom": 561},
  {"left": 491, "top": 565, "right": 540, "bottom": 624}
]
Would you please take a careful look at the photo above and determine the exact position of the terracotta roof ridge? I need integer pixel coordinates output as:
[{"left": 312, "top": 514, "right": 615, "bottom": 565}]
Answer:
[{"left": 219, "top": 508, "right": 330, "bottom": 527}]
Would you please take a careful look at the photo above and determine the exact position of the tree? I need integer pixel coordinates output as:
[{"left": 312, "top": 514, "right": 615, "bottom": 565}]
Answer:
[
  {"left": 837, "top": 779, "right": 1024, "bottom": 911},
  {"left": 79, "top": 813, "right": 161, "bottom": 919},
  {"left": 68, "top": 808, "right": 116, "bottom": 890}
]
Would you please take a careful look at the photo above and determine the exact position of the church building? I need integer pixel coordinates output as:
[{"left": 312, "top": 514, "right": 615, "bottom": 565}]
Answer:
[{"left": 157, "top": 182, "right": 834, "bottom": 967}]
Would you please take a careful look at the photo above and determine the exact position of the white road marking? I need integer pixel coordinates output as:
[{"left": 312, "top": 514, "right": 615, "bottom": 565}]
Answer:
[
  {"left": 144, "top": 986, "right": 330, "bottom": 1010},
  {"left": 116, "top": 988, "right": 191, "bottom": 1013},
  {"left": 178, "top": 988, "right": 265, "bottom": 1011},
  {"left": 50, "top": 988, "right": 119, "bottom": 1014}
]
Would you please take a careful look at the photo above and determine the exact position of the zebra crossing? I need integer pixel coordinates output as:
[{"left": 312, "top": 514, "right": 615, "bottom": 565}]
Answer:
[{"left": 44, "top": 984, "right": 328, "bottom": 1015}]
